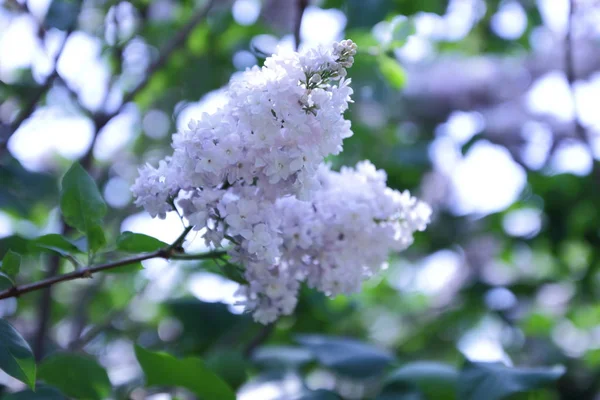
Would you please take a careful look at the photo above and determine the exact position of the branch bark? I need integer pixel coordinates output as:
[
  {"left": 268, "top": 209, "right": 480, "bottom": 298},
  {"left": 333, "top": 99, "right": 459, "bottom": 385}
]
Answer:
[
  {"left": 0, "top": 247, "right": 226, "bottom": 301},
  {"left": 293, "top": 0, "right": 308, "bottom": 51}
]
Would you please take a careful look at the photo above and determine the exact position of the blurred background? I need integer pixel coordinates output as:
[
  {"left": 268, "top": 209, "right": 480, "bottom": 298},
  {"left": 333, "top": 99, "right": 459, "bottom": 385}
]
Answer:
[{"left": 1, "top": 0, "right": 600, "bottom": 398}]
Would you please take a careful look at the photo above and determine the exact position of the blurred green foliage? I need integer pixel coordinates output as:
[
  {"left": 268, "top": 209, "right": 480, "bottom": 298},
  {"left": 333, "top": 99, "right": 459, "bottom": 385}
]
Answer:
[{"left": 0, "top": 0, "right": 598, "bottom": 398}]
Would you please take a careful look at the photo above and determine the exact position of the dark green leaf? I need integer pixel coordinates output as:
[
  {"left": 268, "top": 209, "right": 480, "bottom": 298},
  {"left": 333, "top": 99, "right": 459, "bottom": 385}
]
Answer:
[
  {"left": 295, "top": 334, "right": 395, "bottom": 378},
  {"left": 0, "top": 319, "right": 36, "bottom": 390},
  {"left": 2, "top": 385, "right": 66, "bottom": 399},
  {"left": 134, "top": 345, "right": 236, "bottom": 400},
  {"left": 32, "top": 234, "right": 83, "bottom": 257},
  {"left": 87, "top": 225, "right": 107, "bottom": 255},
  {"left": 102, "top": 261, "right": 144, "bottom": 274},
  {"left": 1, "top": 250, "right": 21, "bottom": 280},
  {"left": 204, "top": 349, "right": 249, "bottom": 389},
  {"left": 0, "top": 236, "right": 30, "bottom": 260},
  {"left": 458, "top": 361, "right": 565, "bottom": 400},
  {"left": 38, "top": 353, "right": 112, "bottom": 400},
  {"left": 165, "top": 299, "right": 248, "bottom": 352},
  {"left": 59, "top": 163, "right": 107, "bottom": 253},
  {"left": 0, "top": 272, "right": 14, "bottom": 291},
  {"left": 252, "top": 345, "right": 314, "bottom": 369},
  {"left": 384, "top": 361, "right": 458, "bottom": 400},
  {"left": 0, "top": 156, "right": 57, "bottom": 218},
  {"left": 222, "top": 262, "right": 248, "bottom": 284},
  {"left": 116, "top": 231, "right": 167, "bottom": 253},
  {"left": 377, "top": 55, "right": 406, "bottom": 89}
]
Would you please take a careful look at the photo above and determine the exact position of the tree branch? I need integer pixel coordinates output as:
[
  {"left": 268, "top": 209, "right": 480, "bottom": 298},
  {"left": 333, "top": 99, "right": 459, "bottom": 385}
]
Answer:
[
  {"left": 293, "top": 0, "right": 308, "bottom": 51},
  {"left": 0, "top": 28, "right": 74, "bottom": 154},
  {"left": 33, "top": 252, "right": 62, "bottom": 361},
  {"left": 122, "top": 0, "right": 216, "bottom": 109},
  {"left": 79, "top": 0, "right": 215, "bottom": 171},
  {"left": 0, "top": 247, "right": 226, "bottom": 301}
]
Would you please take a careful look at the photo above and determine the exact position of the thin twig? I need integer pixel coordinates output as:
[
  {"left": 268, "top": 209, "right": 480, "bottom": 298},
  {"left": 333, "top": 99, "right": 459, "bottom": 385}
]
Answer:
[
  {"left": 294, "top": 0, "right": 308, "bottom": 51},
  {"left": 168, "top": 226, "right": 194, "bottom": 252},
  {"left": 0, "top": 248, "right": 226, "bottom": 301},
  {"left": 69, "top": 311, "right": 119, "bottom": 350}
]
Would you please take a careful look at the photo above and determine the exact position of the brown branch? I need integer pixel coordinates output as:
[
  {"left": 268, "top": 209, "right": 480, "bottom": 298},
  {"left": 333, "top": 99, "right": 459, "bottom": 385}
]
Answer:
[
  {"left": 0, "top": 247, "right": 226, "bottom": 301},
  {"left": 294, "top": 0, "right": 308, "bottom": 51}
]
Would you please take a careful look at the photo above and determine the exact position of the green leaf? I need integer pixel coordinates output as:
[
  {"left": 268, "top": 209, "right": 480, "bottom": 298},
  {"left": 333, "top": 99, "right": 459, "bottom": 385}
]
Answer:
[
  {"left": 1, "top": 250, "right": 21, "bottom": 280},
  {"left": 102, "top": 261, "right": 143, "bottom": 274},
  {"left": 116, "top": 231, "right": 167, "bottom": 253},
  {"left": 222, "top": 262, "right": 248, "bottom": 284},
  {"left": 32, "top": 234, "right": 83, "bottom": 257},
  {"left": 204, "top": 349, "right": 249, "bottom": 389},
  {"left": 0, "top": 319, "right": 36, "bottom": 390},
  {"left": 252, "top": 345, "right": 314, "bottom": 370},
  {"left": 458, "top": 361, "right": 565, "bottom": 400},
  {"left": 295, "top": 334, "right": 395, "bottom": 378},
  {"left": 297, "top": 389, "right": 341, "bottom": 399},
  {"left": 384, "top": 361, "right": 459, "bottom": 400},
  {"left": 60, "top": 163, "right": 107, "bottom": 253},
  {"left": 134, "top": 345, "right": 236, "bottom": 400},
  {"left": 38, "top": 353, "right": 112, "bottom": 400},
  {"left": 165, "top": 299, "right": 249, "bottom": 352},
  {"left": 87, "top": 225, "right": 107, "bottom": 255},
  {"left": 0, "top": 272, "right": 14, "bottom": 291},
  {"left": 0, "top": 156, "right": 57, "bottom": 218},
  {"left": 378, "top": 55, "right": 406, "bottom": 89},
  {"left": 2, "top": 385, "right": 66, "bottom": 399}
]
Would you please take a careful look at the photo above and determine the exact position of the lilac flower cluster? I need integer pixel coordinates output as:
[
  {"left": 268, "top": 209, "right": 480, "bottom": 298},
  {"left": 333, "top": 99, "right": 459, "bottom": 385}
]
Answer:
[{"left": 132, "top": 40, "right": 431, "bottom": 323}]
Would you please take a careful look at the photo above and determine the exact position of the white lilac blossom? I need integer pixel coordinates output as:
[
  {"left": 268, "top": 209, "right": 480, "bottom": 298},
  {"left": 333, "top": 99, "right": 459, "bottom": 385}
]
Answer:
[
  {"left": 238, "top": 161, "right": 432, "bottom": 323},
  {"left": 131, "top": 40, "right": 432, "bottom": 323}
]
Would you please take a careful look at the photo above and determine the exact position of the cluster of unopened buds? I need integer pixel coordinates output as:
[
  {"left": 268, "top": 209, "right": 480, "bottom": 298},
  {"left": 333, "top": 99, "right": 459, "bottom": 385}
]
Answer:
[{"left": 132, "top": 39, "right": 431, "bottom": 323}]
